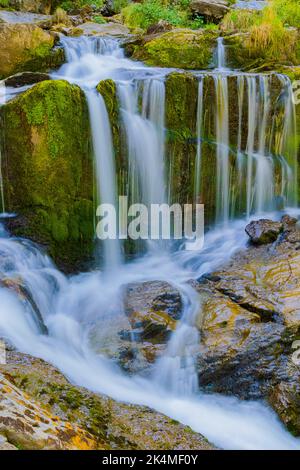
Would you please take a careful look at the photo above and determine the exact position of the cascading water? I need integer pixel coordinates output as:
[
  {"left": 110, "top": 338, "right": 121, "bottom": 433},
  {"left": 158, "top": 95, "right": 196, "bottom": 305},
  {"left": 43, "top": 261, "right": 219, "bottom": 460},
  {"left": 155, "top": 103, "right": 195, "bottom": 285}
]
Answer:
[
  {"left": 1, "top": 34, "right": 300, "bottom": 450},
  {"left": 118, "top": 80, "right": 166, "bottom": 208},
  {"left": 216, "top": 37, "right": 227, "bottom": 71},
  {"left": 214, "top": 74, "right": 230, "bottom": 224},
  {"left": 194, "top": 78, "right": 203, "bottom": 202},
  {"left": 86, "top": 90, "right": 122, "bottom": 269}
]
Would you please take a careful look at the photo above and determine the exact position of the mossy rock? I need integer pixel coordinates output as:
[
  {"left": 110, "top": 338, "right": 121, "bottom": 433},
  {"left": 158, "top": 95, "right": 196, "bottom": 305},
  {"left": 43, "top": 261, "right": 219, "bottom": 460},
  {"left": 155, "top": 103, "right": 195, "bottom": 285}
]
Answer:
[
  {"left": 224, "top": 31, "right": 300, "bottom": 72},
  {"left": 0, "top": 23, "right": 65, "bottom": 79},
  {"left": 124, "top": 29, "right": 217, "bottom": 70},
  {"left": 0, "top": 351, "right": 215, "bottom": 449},
  {"left": 0, "top": 80, "right": 94, "bottom": 272}
]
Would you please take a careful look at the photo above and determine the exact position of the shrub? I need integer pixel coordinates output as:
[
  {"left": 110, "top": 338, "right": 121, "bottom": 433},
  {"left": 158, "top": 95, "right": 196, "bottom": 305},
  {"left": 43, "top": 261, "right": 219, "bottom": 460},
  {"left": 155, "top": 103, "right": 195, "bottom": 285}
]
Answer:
[
  {"left": 221, "top": 9, "right": 261, "bottom": 31},
  {"left": 121, "top": 0, "right": 189, "bottom": 30},
  {"left": 246, "top": 6, "right": 298, "bottom": 62},
  {"left": 52, "top": 7, "right": 71, "bottom": 25}
]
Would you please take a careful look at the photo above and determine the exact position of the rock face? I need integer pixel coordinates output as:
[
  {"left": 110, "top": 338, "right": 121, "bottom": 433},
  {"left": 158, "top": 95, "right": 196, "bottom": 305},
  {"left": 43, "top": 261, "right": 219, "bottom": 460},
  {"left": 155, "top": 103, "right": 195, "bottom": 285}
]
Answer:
[
  {"left": 190, "top": 0, "right": 230, "bottom": 22},
  {"left": 90, "top": 280, "right": 183, "bottom": 374},
  {"left": 0, "top": 80, "right": 94, "bottom": 272},
  {"left": 6, "top": 0, "right": 52, "bottom": 14},
  {"left": 245, "top": 219, "right": 283, "bottom": 244},
  {"left": 0, "top": 371, "right": 97, "bottom": 449},
  {"left": 124, "top": 29, "right": 217, "bottom": 69},
  {"left": 0, "top": 351, "right": 215, "bottom": 450},
  {"left": 194, "top": 217, "right": 300, "bottom": 434},
  {"left": 0, "top": 23, "right": 64, "bottom": 79}
]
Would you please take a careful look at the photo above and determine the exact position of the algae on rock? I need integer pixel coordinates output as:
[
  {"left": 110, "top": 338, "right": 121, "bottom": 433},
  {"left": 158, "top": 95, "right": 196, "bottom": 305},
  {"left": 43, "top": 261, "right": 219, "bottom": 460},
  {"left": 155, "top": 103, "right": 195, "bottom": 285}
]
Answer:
[
  {"left": 0, "top": 80, "right": 94, "bottom": 271},
  {"left": 0, "top": 23, "right": 64, "bottom": 79},
  {"left": 125, "top": 29, "right": 217, "bottom": 70}
]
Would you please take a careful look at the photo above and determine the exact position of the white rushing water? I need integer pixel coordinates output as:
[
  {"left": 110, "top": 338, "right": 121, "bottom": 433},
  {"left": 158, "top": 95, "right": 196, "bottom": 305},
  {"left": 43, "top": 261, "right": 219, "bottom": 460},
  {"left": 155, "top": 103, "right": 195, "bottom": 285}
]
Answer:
[{"left": 0, "top": 34, "right": 300, "bottom": 450}]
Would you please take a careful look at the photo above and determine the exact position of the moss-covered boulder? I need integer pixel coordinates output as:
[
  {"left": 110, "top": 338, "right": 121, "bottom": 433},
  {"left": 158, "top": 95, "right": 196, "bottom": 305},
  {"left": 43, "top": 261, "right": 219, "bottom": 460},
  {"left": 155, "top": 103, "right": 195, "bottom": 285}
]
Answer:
[
  {"left": 0, "top": 80, "right": 94, "bottom": 271},
  {"left": 0, "top": 23, "right": 64, "bottom": 79},
  {"left": 124, "top": 29, "right": 217, "bottom": 69}
]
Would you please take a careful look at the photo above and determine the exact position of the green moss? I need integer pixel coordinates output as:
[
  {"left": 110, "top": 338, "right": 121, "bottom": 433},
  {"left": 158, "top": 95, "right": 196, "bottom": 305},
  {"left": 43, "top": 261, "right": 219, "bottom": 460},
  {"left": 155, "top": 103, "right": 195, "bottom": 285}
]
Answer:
[
  {"left": 165, "top": 72, "right": 198, "bottom": 204},
  {"left": 0, "top": 80, "right": 94, "bottom": 272},
  {"left": 128, "top": 29, "right": 217, "bottom": 69}
]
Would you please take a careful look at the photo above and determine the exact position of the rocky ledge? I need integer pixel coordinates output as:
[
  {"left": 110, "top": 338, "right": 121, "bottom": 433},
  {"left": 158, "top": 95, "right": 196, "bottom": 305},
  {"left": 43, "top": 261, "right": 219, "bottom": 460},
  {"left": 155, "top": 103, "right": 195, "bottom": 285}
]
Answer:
[
  {"left": 194, "top": 215, "right": 300, "bottom": 435},
  {"left": 0, "top": 349, "right": 214, "bottom": 450}
]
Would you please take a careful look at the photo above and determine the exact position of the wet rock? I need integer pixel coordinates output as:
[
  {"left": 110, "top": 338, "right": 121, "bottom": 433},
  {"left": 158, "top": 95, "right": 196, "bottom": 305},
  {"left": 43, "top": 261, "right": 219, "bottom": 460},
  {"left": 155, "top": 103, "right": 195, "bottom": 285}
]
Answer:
[
  {"left": 269, "top": 381, "right": 300, "bottom": 435},
  {"left": 79, "top": 21, "right": 130, "bottom": 37},
  {"left": 0, "top": 372, "right": 97, "bottom": 449},
  {"left": 112, "top": 281, "right": 183, "bottom": 372},
  {"left": 0, "top": 275, "right": 48, "bottom": 334},
  {"left": 4, "top": 71, "right": 50, "bottom": 88},
  {"left": 193, "top": 219, "right": 300, "bottom": 433},
  {"left": 0, "top": 23, "right": 64, "bottom": 79},
  {"left": 0, "top": 351, "right": 215, "bottom": 449},
  {"left": 190, "top": 0, "right": 230, "bottom": 23},
  {"left": 245, "top": 219, "right": 283, "bottom": 245},
  {"left": 0, "top": 80, "right": 94, "bottom": 272},
  {"left": 124, "top": 280, "right": 182, "bottom": 339},
  {"left": 146, "top": 20, "right": 172, "bottom": 35}
]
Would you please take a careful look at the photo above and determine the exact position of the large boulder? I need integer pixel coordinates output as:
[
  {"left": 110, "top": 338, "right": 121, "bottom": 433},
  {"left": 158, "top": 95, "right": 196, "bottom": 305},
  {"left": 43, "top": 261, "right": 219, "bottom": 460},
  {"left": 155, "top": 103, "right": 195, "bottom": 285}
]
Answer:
[
  {"left": 0, "top": 371, "right": 96, "bottom": 449},
  {"left": 0, "top": 23, "right": 64, "bottom": 79},
  {"left": 0, "top": 80, "right": 94, "bottom": 272},
  {"left": 0, "top": 351, "right": 215, "bottom": 449},
  {"left": 90, "top": 280, "right": 183, "bottom": 374},
  {"left": 190, "top": 0, "right": 230, "bottom": 23},
  {"left": 194, "top": 217, "right": 300, "bottom": 434},
  {"left": 124, "top": 29, "right": 217, "bottom": 69}
]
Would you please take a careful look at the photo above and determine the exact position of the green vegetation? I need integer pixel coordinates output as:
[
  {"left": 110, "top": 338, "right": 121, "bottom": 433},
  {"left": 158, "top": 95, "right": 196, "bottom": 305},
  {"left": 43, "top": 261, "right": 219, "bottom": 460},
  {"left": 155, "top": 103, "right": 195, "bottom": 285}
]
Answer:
[
  {"left": 57, "top": 0, "right": 104, "bottom": 11},
  {"left": 126, "top": 28, "right": 217, "bottom": 69},
  {"left": 121, "top": 0, "right": 208, "bottom": 32},
  {"left": 272, "top": 0, "right": 300, "bottom": 28},
  {"left": 0, "top": 80, "right": 94, "bottom": 271},
  {"left": 222, "top": 0, "right": 300, "bottom": 70}
]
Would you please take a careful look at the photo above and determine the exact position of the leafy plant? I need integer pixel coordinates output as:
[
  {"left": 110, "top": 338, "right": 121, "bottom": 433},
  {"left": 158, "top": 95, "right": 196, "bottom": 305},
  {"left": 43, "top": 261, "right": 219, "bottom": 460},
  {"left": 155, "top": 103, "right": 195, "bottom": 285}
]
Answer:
[{"left": 121, "top": 0, "right": 189, "bottom": 30}]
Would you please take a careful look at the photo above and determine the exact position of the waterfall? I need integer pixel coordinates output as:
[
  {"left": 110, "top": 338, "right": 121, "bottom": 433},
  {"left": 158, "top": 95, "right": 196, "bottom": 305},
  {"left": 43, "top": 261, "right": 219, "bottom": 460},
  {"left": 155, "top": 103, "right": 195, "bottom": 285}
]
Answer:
[
  {"left": 118, "top": 80, "right": 166, "bottom": 208},
  {"left": 246, "top": 76, "right": 257, "bottom": 216},
  {"left": 216, "top": 37, "right": 227, "bottom": 70},
  {"left": 277, "top": 75, "right": 298, "bottom": 207},
  {"left": 0, "top": 80, "right": 6, "bottom": 214},
  {"left": 214, "top": 75, "right": 230, "bottom": 224},
  {"left": 254, "top": 76, "right": 274, "bottom": 213},
  {"left": 86, "top": 90, "right": 121, "bottom": 270},
  {"left": 194, "top": 78, "right": 204, "bottom": 202}
]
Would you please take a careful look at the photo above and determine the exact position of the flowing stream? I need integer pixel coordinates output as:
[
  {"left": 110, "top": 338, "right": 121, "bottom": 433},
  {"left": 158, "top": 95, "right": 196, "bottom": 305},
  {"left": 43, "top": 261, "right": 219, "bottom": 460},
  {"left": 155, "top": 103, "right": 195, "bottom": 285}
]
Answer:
[{"left": 0, "top": 34, "right": 300, "bottom": 450}]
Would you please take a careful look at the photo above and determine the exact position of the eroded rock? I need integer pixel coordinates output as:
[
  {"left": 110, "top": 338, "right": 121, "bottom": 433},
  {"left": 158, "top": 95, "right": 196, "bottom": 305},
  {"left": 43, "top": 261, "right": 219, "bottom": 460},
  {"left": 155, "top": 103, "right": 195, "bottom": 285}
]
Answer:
[
  {"left": 245, "top": 219, "right": 283, "bottom": 244},
  {"left": 0, "top": 351, "right": 215, "bottom": 449},
  {"left": 194, "top": 217, "right": 300, "bottom": 433}
]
